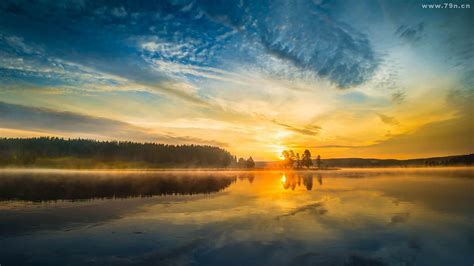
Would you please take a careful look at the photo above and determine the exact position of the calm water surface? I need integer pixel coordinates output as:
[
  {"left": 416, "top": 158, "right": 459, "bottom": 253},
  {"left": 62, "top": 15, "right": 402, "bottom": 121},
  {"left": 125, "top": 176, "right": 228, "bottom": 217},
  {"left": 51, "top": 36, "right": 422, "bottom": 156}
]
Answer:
[{"left": 0, "top": 168, "right": 473, "bottom": 266}]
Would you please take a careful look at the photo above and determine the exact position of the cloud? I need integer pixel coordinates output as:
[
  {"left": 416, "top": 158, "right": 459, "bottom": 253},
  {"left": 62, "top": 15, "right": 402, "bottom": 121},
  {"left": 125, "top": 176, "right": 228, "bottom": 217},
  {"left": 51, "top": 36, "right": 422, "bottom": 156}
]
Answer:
[
  {"left": 271, "top": 120, "right": 321, "bottom": 136},
  {"left": 284, "top": 144, "right": 370, "bottom": 150},
  {"left": 395, "top": 23, "right": 424, "bottom": 43},
  {"left": 0, "top": 0, "right": 380, "bottom": 95},
  {"left": 276, "top": 201, "right": 327, "bottom": 220},
  {"left": 0, "top": 33, "right": 215, "bottom": 107},
  {"left": 0, "top": 34, "right": 40, "bottom": 54},
  {"left": 198, "top": 0, "right": 379, "bottom": 88},
  {"left": 314, "top": 145, "right": 359, "bottom": 149},
  {"left": 390, "top": 212, "right": 410, "bottom": 224},
  {"left": 445, "top": 87, "right": 474, "bottom": 115},
  {"left": 0, "top": 33, "right": 128, "bottom": 89},
  {"left": 257, "top": 22, "right": 378, "bottom": 89},
  {"left": 0, "top": 101, "right": 227, "bottom": 147},
  {"left": 142, "top": 81, "right": 212, "bottom": 108},
  {"left": 111, "top": 6, "right": 127, "bottom": 18},
  {"left": 391, "top": 91, "right": 405, "bottom": 104},
  {"left": 295, "top": 113, "right": 472, "bottom": 158},
  {"left": 348, "top": 117, "right": 474, "bottom": 158},
  {"left": 377, "top": 113, "right": 399, "bottom": 126}
]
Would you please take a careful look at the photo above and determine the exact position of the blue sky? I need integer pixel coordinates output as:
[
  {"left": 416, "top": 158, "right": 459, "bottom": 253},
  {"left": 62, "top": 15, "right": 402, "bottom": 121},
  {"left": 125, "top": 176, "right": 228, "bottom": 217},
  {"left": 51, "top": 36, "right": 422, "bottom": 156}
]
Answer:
[{"left": 0, "top": 0, "right": 472, "bottom": 159}]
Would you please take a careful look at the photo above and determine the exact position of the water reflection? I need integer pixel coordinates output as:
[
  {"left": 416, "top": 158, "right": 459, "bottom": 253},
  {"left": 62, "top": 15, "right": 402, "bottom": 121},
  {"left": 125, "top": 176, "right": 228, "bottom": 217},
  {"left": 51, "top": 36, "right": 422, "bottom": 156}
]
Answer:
[
  {"left": 281, "top": 172, "right": 322, "bottom": 191},
  {"left": 0, "top": 171, "right": 323, "bottom": 201},
  {"left": 317, "top": 173, "right": 323, "bottom": 185},
  {"left": 238, "top": 173, "right": 255, "bottom": 183},
  {"left": 0, "top": 168, "right": 473, "bottom": 266},
  {"left": 0, "top": 171, "right": 236, "bottom": 201}
]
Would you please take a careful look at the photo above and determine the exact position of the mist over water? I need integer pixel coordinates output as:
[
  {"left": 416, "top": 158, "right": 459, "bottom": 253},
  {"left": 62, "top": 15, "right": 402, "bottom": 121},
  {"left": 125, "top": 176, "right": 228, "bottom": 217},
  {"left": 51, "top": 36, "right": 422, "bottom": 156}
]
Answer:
[{"left": 0, "top": 168, "right": 473, "bottom": 265}]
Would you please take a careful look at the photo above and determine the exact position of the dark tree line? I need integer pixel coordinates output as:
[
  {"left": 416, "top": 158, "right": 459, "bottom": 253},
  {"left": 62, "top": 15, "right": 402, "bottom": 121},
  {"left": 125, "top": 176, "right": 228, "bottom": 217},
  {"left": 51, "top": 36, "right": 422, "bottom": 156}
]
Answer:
[
  {"left": 0, "top": 137, "right": 236, "bottom": 168},
  {"left": 322, "top": 154, "right": 474, "bottom": 168},
  {"left": 236, "top": 156, "right": 255, "bottom": 169}
]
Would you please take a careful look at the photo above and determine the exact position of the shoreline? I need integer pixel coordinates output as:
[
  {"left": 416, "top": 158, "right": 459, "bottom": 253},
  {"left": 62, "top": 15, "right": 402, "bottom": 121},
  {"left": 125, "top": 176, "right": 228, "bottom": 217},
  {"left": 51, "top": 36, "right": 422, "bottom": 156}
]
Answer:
[{"left": 0, "top": 166, "right": 473, "bottom": 173}]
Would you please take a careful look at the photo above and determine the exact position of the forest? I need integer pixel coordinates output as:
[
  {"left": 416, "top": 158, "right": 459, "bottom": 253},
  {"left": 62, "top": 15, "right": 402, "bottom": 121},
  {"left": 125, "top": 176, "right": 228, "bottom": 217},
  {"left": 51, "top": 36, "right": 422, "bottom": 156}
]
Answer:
[{"left": 0, "top": 137, "right": 236, "bottom": 168}]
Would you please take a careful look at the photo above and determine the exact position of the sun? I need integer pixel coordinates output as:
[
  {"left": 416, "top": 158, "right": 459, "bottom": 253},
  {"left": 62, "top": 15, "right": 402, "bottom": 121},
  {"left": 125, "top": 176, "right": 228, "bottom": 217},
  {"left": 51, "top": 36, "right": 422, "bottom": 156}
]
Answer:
[
  {"left": 273, "top": 131, "right": 291, "bottom": 160},
  {"left": 276, "top": 147, "right": 287, "bottom": 160}
]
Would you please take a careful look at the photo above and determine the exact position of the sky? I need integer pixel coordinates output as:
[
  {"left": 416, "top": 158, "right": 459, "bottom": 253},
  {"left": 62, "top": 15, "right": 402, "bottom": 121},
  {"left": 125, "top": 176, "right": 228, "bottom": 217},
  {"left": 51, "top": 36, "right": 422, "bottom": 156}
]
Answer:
[{"left": 0, "top": 0, "right": 472, "bottom": 160}]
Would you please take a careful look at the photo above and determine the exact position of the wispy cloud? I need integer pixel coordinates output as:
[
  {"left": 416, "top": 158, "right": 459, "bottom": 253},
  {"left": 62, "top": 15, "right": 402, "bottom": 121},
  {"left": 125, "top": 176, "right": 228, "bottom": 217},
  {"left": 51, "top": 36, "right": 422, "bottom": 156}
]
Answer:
[
  {"left": 395, "top": 23, "right": 424, "bottom": 43},
  {"left": 391, "top": 91, "right": 405, "bottom": 104},
  {"left": 198, "top": 0, "right": 379, "bottom": 88},
  {"left": 271, "top": 120, "right": 321, "bottom": 136},
  {"left": 0, "top": 101, "right": 227, "bottom": 147},
  {"left": 377, "top": 113, "right": 399, "bottom": 126}
]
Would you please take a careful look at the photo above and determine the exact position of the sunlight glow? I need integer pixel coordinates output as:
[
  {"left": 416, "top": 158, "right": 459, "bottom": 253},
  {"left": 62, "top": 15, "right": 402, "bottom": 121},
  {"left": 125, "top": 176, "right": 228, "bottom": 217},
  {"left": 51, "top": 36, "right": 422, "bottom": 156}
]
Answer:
[{"left": 0, "top": 0, "right": 471, "bottom": 160}]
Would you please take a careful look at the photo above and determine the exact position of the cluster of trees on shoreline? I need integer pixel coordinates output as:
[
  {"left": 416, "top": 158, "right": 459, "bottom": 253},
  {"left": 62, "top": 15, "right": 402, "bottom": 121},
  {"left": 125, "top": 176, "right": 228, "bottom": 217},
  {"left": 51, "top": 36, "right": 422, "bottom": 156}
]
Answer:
[
  {"left": 236, "top": 156, "right": 255, "bottom": 169},
  {"left": 281, "top": 149, "right": 322, "bottom": 169},
  {"left": 0, "top": 137, "right": 238, "bottom": 168},
  {"left": 278, "top": 150, "right": 474, "bottom": 168}
]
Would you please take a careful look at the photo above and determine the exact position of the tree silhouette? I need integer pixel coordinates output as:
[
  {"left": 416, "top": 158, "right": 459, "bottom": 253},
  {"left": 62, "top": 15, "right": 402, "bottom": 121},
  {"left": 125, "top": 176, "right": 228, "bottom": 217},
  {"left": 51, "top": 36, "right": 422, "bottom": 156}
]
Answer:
[
  {"left": 237, "top": 157, "right": 246, "bottom": 168},
  {"left": 302, "top": 149, "right": 313, "bottom": 168},
  {"left": 316, "top": 155, "right": 322, "bottom": 169},
  {"left": 296, "top": 153, "right": 302, "bottom": 169},
  {"left": 289, "top": 150, "right": 295, "bottom": 161},
  {"left": 246, "top": 156, "right": 255, "bottom": 168},
  {"left": 281, "top": 150, "right": 295, "bottom": 168}
]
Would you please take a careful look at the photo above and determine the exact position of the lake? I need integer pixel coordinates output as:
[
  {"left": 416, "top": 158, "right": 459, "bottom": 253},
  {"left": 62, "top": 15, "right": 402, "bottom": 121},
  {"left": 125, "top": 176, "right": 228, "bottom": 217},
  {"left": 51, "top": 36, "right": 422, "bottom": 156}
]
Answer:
[{"left": 0, "top": 168, "right": 473, "bottom": 266}]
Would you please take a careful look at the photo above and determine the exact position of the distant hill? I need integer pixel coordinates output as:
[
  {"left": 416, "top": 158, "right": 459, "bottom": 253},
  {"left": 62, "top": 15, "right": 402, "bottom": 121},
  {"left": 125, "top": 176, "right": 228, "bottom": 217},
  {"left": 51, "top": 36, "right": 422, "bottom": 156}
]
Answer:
[
  {"left": 0, "top": 137, "right": 235, "bottom": 168},
  {"left": 257, "top": 154, "right": 474, "bottom": 168},
  {"left": 321, "top": 154, "right": 474, "bottom": 168}
]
